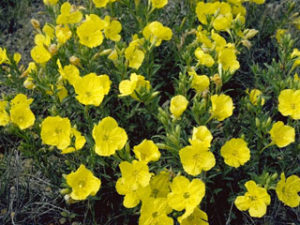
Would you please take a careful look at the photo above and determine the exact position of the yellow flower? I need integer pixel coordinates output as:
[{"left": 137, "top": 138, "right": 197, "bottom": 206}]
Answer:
[
  {"left": 191, "top": 75, "right": 210, "bottom": 93},
  {"left": 119, "top": 73, "right": 151, "bottom": 100},
  {"left": 116, "top": 177, "right": 151, "bottom": 208},
  {"left": 269, "top": 121, "right": 295, "bottom": 148},
  {"left": 249, "top": 0, "right": 265, "bottom": 4},
  {"left": 92, "top": 117, "right": 127, "bottom": 156},
  {"left": 0, "top": 100, "right": 10, "bottom": 126},
  {"left": 93, "top": 0, "right": 110, "bottom": 8},
  {"left": 13, "top": 52, "right": 21, "bottom": 64},
  {"left": 73, "top": 128, "right": 86, "bottom": 150},
  {"left": 22, "top": 62, "right": 37, "bottom": 77},
  {"left": 11, "top": 94, "right": 33, "bottom": 107},
  {"left": 56, "top": 2, "right": 83, "bottom": 25},
  {"left": 108, "top": 49, "right": 118, "bottom": 61},
  {"left": 133, "top": 139, "right": 161, "bottom": 163},
  {"left": 66, "top": 164, "right": 101, "bottom": 200},
  {"left": 188, "top": 126, "right": 213, "bottom": 147},
  {"left": 213, "top": 14, "right": 232, "bottom": 31},
  {"left": 179, "top": 142, "right": 215, "bottom": 176},
  {"left": 10, "top": 104, "right": 35, "bottom": 130},
  {"left": 275, "top": 29, "right": 287, "bottom": 43},
  {"left": 151, "top": 0, "right": 168, "bottom": 9},
  {"left": 235, "top": 180, "right": 271, "bottom": 218},
  {"left": 220, "top": 138, "right": 250, "bottom": 168},
  {"left": 249, "top": 89, "right": 265, "bottom": 106},
  {"left": 210, "top": 94, "right": 234, "bottom": 121},
  {"left": 291, "top": 48, "right": 300, "bottom": 58},
  {"left": 276, "top": 173, "right": 300, "bottom": 208},
  {"left": 34, "top": 33, "right": 51, "bottom": 47},
  {"left": 278, "top": 89, "right": 300, "bottom": 120},
  {"left": 118, "top": 160, "right": 152, "bottom": 190},
  {"left": 196, "top": 1, "right": 232, "bottom": 30},
  {"left": 104, "top": 16, "right": 122, "bottom": 42},
  {"left": 57, "top": 59, "right": 80, "bottom": 85},
  {"left": 56, "top": 84, "right": 68, "bottom": 102},
  {"left": 143, "top": 21, "right": 172, "bottom": 47},
  {"left": 76, "top": 14, "right": 107, "bottom": 48},
  {"left": 55, "top": 25, "right": 72, "bottom": 44},
  {"left": 23, "top": 77, "right": 36, "bottom": 89},
  {"left": 69, "top": 56, "right": 81, "bottom": 66},
  {"left": 194, "top": 48, "right": 214, "bottom": 67},
  {"left": 30, "top": 45, "right": 51, "bottom": 64},
  {"left": 73, "top": 73, "right": 111, "bottom": 106},
  {"left": 218, "top": 46, "right": 240, "bottom": 73},
  {"left": 196, "top": 29, "right": 213, "bottom": 49},
  {"left": 290, "top": 49, "right": 300, "bottom": 70},
  {"left": 43, "top": 24, "right": 55, "bottom": 39},
  {"left": 41, "top": 116, "right": 71, "bottom": 150},
  {"left": 61, "top": 128, "right": 86, "bottom": 154},
  {"left": 149, "top": 171, "right": 170, "bottom": 198},
  {"left": 195, "top": 2, "right": 212, "bottom": 25},
  {"left": 43, "top": 0, "right": 58, "bottom": 5},
  {"left": 125, "top": 42, "right": 145, "bottom": 69},
  {"left": 139, "top": 197, "right": 173, "bottom": 225},
  {"left": 180, "top": 207, "right": 208, "bottom": 225},
  {"left": 167, "top": 176, "right": 205, "bottom": 221},
  {"left": 170, "top": 95, "right": 188, "bottom": 118}
]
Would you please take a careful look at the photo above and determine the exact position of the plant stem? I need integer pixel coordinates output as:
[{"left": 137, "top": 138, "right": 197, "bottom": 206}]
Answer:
[{"left": 259, "top": 142, "right": 274, "bottom": 154}]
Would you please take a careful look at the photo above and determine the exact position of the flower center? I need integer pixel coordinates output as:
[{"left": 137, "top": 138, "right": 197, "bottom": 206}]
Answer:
[
  {"left": 102, "top": 134, "right": 109, "bottom": 141},
  {"left": 132, "top": 169, "right": 139, "bottom": 177},
  {"left": 291, "top": 104, "right": 296, "bottom": 110},
  {"left": 193, "top": 153, "right": 201, "bottom": 160},
  {"left": 85, "top": 91, "right": 92, "bottom": 97},
  {"left": 78, "top": 180, "right": 86, "bottom": 188},
  {"left": 152, "top": 212, "right": 158, "bottom": 218},
  {"left": 183, "top": 192, "right": 190, "bottom": 199},
  {"left": 152, "top": 189, "right": 159, "bottom": 198},
  {"left": 55, "top": 127, "right": 62, "bottom": 135}
]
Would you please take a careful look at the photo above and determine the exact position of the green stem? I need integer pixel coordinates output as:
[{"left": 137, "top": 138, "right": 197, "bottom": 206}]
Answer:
[
  {"left": 84, "top": 105, "right": 92, "bottom": 128},
  {"left": 259, "top": 142, "right": 274, "bottom": 154},
  {"left": 204, "top": 115, "right": 213, "bottom": 125}
]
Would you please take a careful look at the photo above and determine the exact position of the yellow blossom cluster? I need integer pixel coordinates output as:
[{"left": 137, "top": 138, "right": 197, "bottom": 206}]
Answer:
[{"left": 0, "top": 94, "right": 35, "bottom": 130}]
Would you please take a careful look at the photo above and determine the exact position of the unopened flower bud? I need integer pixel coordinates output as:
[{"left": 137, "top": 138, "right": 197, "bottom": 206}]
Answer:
[
  {"left": 271, "top": 173, "right": 278, "bottom": 180},
  {"left": 241, "top": 40, "right": 252, "bottom": 49},
  {"left": 23, "top": 77, "right": 36, "bottom": 89},
  {"left": 255, "top": 117, "right": 260, "bottom": 128},
  {"left": 48, "top": 44, "right": 58, "bottom": 55},
  {"left": 151, "top": 91, "right": 160, "bottom": 99},
  {"left": 175, "top": 125, "right": 181, "bottom": 135},
  {"left": 125, "top": 142, "right": 130, "bottom": 153},
  {"left": 244, "top": 29, "right": 258, "bottom": 39},
  {"left": 69, "top": 56, "right": 81, "bottom": 66},
  {"left": 108, "top": 49, "right": 118, "bottom": 61},
  {"left": 63, "top": 194, "right": 77, "bottom": 204},
  {"left": 211, "top": 74, "right": 222, "bottom": 88},
  {"left": 60, "top": 188, "right": 70, "bottom": 195},
  {"left": 99, "top": 49, "right": 112, "bottom": 56},
  {"left": 265, "top": 117, "right": 272, "bottom": 127},
  {"left": 31, "top": 19, "right": 40, "bottom": 30},
  {"left": 202, "top": 89, "right": 209, "bottom": 98}
]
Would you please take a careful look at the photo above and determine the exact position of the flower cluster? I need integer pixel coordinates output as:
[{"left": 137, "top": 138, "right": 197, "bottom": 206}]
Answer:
[{"left": 0, "top": 94, "right": 35, "bottom": 130}]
